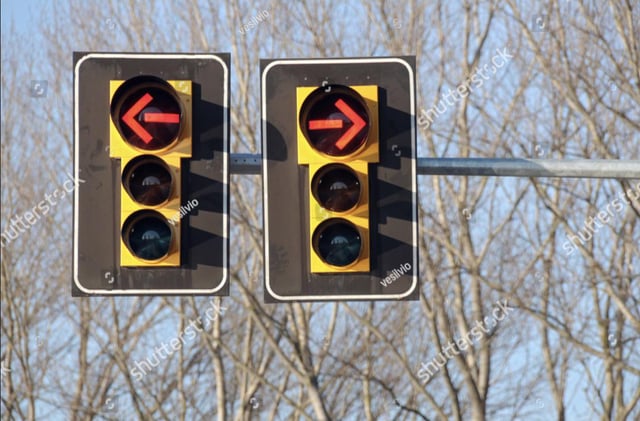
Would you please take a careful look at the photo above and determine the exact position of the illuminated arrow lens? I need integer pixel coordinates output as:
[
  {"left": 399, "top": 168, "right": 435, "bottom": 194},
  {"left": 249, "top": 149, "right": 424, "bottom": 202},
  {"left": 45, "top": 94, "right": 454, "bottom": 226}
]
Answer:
[
  {"left": 313, "top": 219, "right": 362, "bottom": 267},
  {"left": 116, "top": 86, "right": 183, "bottom": 151},
  {"left": 123, "top": 156, "right": 173, "bottom": 206},
  {"left": 312, "top": 164, "right": 361, "bottom": 212},
  {"left": 123, "top": 211, "right": 173, "bottom": 261},
  {"left": 301, "top": 86, "right": 369, "bottom": 157}
]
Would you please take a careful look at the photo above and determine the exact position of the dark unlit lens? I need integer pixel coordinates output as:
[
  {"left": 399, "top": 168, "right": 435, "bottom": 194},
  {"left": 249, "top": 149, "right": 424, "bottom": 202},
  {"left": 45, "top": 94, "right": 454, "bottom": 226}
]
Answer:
[
  {"left": 313, "top": 165, "right": 360, "bottom": 212},
  {"left": 314, "top": 220, "right": 361, "bottom": 267},
  {"left": 124, "top": 157, "right": 172, "bottom": 205},
  {"left": 124, "top": 213, "right": 172, "bottom": 261}
]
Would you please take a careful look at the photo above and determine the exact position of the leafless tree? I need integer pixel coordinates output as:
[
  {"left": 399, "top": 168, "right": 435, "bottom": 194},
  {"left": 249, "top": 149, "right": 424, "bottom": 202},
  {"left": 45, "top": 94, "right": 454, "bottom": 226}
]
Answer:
[{"left": 2, "top": 0, "right": 638, "bottom": 420}]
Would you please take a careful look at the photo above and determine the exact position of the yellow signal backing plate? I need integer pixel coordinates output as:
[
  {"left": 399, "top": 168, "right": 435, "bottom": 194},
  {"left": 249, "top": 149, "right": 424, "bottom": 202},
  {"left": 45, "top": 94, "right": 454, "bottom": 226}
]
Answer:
[{"left": 109, "top": 79, "right": 192, "bottom": 267}]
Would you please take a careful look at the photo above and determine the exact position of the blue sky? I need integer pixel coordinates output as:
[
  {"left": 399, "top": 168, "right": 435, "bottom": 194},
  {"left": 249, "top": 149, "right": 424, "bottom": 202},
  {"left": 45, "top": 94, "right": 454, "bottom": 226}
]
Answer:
[
  {"left": 1, "top": 0, "right": 44, "bottom": 32},
  {"left": 1, "top": 1, "right": 637, "bottom": 419}
]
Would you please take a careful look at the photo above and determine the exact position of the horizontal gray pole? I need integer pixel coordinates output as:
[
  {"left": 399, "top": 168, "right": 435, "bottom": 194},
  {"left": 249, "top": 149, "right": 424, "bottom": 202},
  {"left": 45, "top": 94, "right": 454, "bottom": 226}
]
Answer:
[
  {"left": 416, "top": 158, "right": 640, "bottom": 179},
  {"left": 230, "top": 154, "right": 640, "bottom": 179}
]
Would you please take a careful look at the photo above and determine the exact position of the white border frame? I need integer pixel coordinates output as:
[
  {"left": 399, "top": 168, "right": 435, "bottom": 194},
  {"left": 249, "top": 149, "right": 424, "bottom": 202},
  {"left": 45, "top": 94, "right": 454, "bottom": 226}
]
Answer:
[
  {"left": 262, "top": 58, "right": 418, "bottom": 301},
  {"left": 73, "top": 53, "right": 229, "bottom": 295}
]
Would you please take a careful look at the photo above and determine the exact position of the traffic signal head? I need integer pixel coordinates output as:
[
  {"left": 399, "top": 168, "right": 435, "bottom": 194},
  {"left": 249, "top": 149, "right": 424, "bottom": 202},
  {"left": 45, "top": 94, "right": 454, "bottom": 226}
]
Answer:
[
  {"left": 297, "top": 85, "right": 378, "bottom": 161},
  {"left": 262, "top": 57, "right": 419, "bottom": 301},
  {"left": 109, "top": 76, "right": 191, "bottom": 266},
  {"left": 73, "top": 53, "right": 230, "bottom": 296},
  {"left": 297, "top": 85, "right": 378, "bottom": 273}
]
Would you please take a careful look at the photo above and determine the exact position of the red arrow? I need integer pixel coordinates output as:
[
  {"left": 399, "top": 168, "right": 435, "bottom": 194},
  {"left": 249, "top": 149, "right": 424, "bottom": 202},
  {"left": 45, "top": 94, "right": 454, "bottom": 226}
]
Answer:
[
  {"left": 307, "top": 99, "right": 366, "bottom": 151},
  {"left": 143, "top": 112, "right": 180, "bottom": 123},
  {"left": 122, "top": 93, "right": 180, "bottom": 144},
  {"left": 334, "top": 100, "right": 366, "bottom": 150},
  {"left": 309, "top": 119, "right": 343, "bottom": 130},
  {"left": 122, "top": 93, "right": 154, "bottom": 144}
]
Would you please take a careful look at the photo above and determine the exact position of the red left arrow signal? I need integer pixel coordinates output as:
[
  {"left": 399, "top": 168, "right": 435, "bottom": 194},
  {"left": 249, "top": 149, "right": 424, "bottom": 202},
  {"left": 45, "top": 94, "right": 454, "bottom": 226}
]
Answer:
[
  {"left": 308, "top": 99, "right": 366, "bottom": 151},
  {"left": 122, "top": 93, "right": 180, "bottom": 144}
]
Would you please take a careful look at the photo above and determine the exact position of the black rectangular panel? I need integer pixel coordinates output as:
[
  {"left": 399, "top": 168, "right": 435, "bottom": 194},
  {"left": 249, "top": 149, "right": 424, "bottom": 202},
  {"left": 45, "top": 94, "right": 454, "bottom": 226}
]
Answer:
[
  {"left": 262, "top": 57, "right": 418, "bottom": 302},
  {"left": 73, "top": 52, "right": 229, "bottom": 296}
]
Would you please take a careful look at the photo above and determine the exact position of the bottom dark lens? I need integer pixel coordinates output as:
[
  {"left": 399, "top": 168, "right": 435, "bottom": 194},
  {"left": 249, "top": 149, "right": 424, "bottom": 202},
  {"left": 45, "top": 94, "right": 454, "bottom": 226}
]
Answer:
[
  {"left": 313, "top": 219, "right": 362, "bottom": 267},
  {"left": 123, "top": 212, "right": 172, "bottom": 261}
]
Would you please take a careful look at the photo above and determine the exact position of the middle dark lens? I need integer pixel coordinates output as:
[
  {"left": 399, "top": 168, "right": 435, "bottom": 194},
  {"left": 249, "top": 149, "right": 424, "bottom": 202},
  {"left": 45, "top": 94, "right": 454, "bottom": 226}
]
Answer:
[
  {"left": 312, "top": 164, "right": 361, "bottom": 212},
  {"left": 124, "top": 156, "right": 172, "bottom": 205}
]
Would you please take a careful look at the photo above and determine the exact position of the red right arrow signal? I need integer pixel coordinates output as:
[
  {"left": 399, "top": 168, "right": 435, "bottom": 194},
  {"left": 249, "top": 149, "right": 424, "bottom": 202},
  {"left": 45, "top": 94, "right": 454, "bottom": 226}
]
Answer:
[{"left": 308, "top": 99, "right": 366, "bottom": 151}]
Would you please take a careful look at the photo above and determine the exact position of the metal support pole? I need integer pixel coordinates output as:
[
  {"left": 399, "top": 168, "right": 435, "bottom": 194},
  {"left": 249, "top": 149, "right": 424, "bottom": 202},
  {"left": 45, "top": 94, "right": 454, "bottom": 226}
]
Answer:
[
  {"left": 231, "top": 154, "right": 640, "bottom": 179},
  {"left": 229, "top": 153, "right": 262, "bottom": 175},
  {"left": 416, "top": 158, "right": 640, "bottom": 178}
]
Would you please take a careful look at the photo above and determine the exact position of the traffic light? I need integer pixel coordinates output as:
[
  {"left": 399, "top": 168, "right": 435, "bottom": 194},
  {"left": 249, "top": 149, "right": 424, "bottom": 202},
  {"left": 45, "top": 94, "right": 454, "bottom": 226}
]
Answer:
[
  {"left": 262, "top": 57, "right": 418, "bottom": 301},
  {"left": 73, "top": 53, "right": 229, "bottom": 296},
  {"left": 110, "top": 76, "right": 191, "bottom": 267},
  {"left": 297, "top": 85, "right": 379, "bottom": 273}
]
